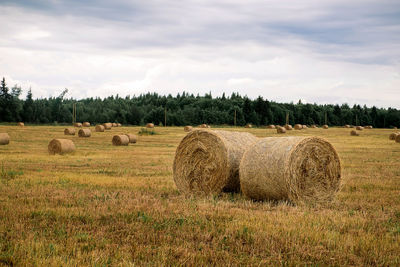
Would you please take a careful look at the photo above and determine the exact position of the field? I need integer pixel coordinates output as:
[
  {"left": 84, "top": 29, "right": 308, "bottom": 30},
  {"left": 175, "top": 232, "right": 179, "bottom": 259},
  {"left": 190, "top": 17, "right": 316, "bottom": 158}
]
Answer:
[{"left": 0, "top": 125, "right": 400, "bottom": 266}]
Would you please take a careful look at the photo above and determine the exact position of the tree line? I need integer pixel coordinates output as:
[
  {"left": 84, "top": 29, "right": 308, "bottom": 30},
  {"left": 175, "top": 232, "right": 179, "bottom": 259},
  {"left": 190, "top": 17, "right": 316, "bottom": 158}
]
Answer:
[{"left": 1, "top": 77, "right": 399, "bottom": 128}]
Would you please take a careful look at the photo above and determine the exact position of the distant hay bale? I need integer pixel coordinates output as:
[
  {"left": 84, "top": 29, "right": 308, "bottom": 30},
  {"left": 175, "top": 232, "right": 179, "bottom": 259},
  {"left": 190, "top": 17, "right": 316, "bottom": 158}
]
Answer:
[
  {"left": 322, "top": 125, "right": 329, "bottom": 129},
  {"left": 146, "top": 123, "right": 155, "bottom": 128},
  {"left": 103, "top": 123, "right": 112, "bottom": 130},
  {"left": 83, "top": 122, "right": 90, "bottom": 127},
  {"left": 125, "top": 134, "right": 137, "bottom": 143},
  {"left": 284, "top": 124, "right": 293, "bottom": 130},
  {"left": 117, "top": 123, "right": 122, "bottom": 127},
  {"left": 245, "top": 124, "right": 252, "bottom": 128},
  {"left": 365, "top": 125, "right": 373, "bottom": 129},
  {"left": 302, "top": 125, "right": 308, "bottom": 129},
  {"left": 311, "top": 125, "right": 317, "bottom": 128},
  {"left": 112, "top": 123, "right": 118, "bottom": 127},
  {"left": 64, "top": 128, "right": 76, "bottom": 135},
  {"left": 184, "top": 126, "right": 193, "bottom": 132},
  {"left": 112, "top": 135, "right": 129, "bottom": 146},
  {"left": 294, "top": 124, "right": 302, "bottom": 130},
  {"left": 74, "top": 122, "right": 82, "bottom": 127},
  {"left": 350, "top": 130, "right": 359, "bottom": 136},
  {"left": 240, "top": 136, "right": 341, "bottom": 203},
  {"left": 276, "top": 126, "right": 286, "bottom": 134},
  {"left": 78, "top": 129, "right": 91, "bottom": 137},
  {"left": 207, "top": 125, "right": 211, "bottom": 128},
  {"left": 173, "top": 129, "right": 258, "bottom": 194},
  {"left": 344, "top": 125, "right": 351, "bottom": 128},
  {"left": 200, "top": 124, "right": 208, "bottom": 128},
  {"left": 0, "top": 133, "right": 10, "bottom": 145},
  {"left": 389, "top": 132, "right": 400, "bottom": 140},
  {"left": 267, "top": 125, "right": 275, "bottom": 129},
  {"left": 95, "top": 125, "right": 105, "bottom": 132},
  {"left": 48, "top": 139, "right": 75, "bottom": 155},
  {"left": 356, "top": 126, "right": 364, "bottom": 131},
  {"left": 17, "top": 122, "right": 24, "bottom": 127}
]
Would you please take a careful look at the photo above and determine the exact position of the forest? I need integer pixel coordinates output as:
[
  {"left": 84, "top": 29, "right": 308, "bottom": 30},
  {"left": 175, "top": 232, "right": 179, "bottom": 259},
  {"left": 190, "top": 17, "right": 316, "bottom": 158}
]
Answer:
[{"left": 1, "top": 77, "right": 399, "bottom": 127}]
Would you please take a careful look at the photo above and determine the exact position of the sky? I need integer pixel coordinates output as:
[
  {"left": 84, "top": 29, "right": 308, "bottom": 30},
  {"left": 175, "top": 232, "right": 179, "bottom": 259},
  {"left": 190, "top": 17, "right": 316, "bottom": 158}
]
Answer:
[{"left": 0, "top": 0, "right": 399, "bottom": 108}]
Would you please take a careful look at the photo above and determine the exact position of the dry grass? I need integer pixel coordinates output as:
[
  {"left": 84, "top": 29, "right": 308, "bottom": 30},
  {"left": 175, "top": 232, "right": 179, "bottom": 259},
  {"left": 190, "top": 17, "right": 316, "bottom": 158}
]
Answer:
[{"left": 0, "top": 125, "right": 399, "bottom": 266}]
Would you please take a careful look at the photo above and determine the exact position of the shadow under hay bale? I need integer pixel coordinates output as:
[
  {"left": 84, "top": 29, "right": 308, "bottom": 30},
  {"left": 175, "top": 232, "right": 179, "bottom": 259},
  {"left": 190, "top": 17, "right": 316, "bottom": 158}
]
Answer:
[
  {"left": 78, "top": 129, "right": 91, "bottom": 137},
  {"left": 173, "top": 129, "right": 258, "bottom": 195},
  {"left": 112, "top": 135, "right": 129, "bottom": 146},
  {"left": 240, "top": 136, "right": 341, "bottom": 204},
  {"left": 48, "top": 139, "right": 75, "bottom": 155},
  {"left": 64, "top": 128, "right": 76, "bottom": 135},
  {"left": 95, "top": 125, "right": 105, "bottom": 132},
  {"left": 125, "top": 134, "right": 137, "bottom": 143},
  {"left": 18, "top": 122, "right": 24, "bottom": 127},
  {"left": 0, "top": 133, "right": 10, "bottom": 145}
]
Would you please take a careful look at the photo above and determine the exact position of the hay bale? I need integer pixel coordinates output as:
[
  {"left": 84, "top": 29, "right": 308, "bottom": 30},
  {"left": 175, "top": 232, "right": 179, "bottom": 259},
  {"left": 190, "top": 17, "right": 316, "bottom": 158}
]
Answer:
[
  {"left": 74, "top": 122, "right": 82, "bottom": 127},
  {"left": 173, "top": 129, "right": 258, "bottom": 194},
  {"left": 112, "top": 135, "right": 129, "bottom": 146},
  {"left": 276, "top": 126, "right": 286, "bottom": 134},
  {"left": 350, "top": 130, "right": 359, "bottom": 136},
  {"left": 322, "top": 125, "right": 329, "bottom": 129},
  {"left": 199, "top": 124, "right": 208, "bottom": 128},
  {"left": 95, "top": 125, "right": 105, "bottom": 132},
  {"left": 48, "top": 139, "right": 75, "bottom": 155},
  {"left": 389, "top": 132, "right": 400, "bottom": 140},
  {"left": 302, "top": 125, "right": 308, "bottom": 129},
  {"left": 78, "top": 129, "right": 91, "bottom": 137},
  {"left": 240, "top": 136, "right": 341, "bottom": 203},
  {"left": 17, "top": 122, "right": 24, "bottom": 127},
  {"left": 125, "top": 134, "right": 137, "bottom": 143},
  {"left": 396, "top": 134, "right": 400, "bottom": 143},
  {"left": 365, "top": 125, "right": 373, "bottom": 129},
  {"left": 284, "top": 124, "right": 293, "bottom": 130},
  {"left": 267, "top": 125, "right": 276, "bottom": 129},
  {"left": 64, "top": 128, "right": 76, "bottom": 135},
  {"left": 344, "top": 125, "right": 350, "bottom": 128},
  {"left": 207, "top": 125, "right": 211, "bottom": 128},
  {"left": 83, "top": 122, "right": 90, "bottom": 127},
  {"left": 311, "top": 125, "right": 317, "bottom": 128},
  {"left": 184, "top": 126, "right": 193, "bottom": 132},
  {"left": 117, "top": 123, "right": 122, "bottom": 127},
  {"left": 294, "top": 124, "right": 302, "bottom": 130},
  {"left": 245, "top": 124, "right": 252, "bottom": 128},
  {"left": 112, "top": 123, "right": 117, "bottom": 127},
  {"left": 103, "top": 123, "right": 112, "bottom": 130},
  {"left": 0, "top": 133, "right": 10, "bottom": 145},
  {"left": 146, "top": 123, "right": 155, "bottom": 128},
  {"left": 356, "top": 126, "right": 364, "bottom": 131}
]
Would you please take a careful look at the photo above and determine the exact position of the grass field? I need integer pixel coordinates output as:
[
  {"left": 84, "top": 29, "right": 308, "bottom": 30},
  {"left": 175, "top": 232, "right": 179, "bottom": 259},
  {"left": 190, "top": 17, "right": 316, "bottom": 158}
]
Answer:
[{"left": 0, "top": 125, "right": 399, "bottom": 266}]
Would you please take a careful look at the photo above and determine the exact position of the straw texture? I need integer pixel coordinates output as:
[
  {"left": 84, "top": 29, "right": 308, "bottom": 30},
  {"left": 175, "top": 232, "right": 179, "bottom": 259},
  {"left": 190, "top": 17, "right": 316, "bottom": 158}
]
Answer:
[
  {"left": 78, "top": 129, "right": 91, "bottom": 137},
  {"left": 0, "top": 133, "right": 10, "bottom": 145},
  {"left": 112, "top": 135, "right": 129, "bottom": 146},
  {"left": 64, "top": 128, "right": 76, "bottom": 135},
  {"left": 48, "top": 139, "right": 75, "bottom": 155}
]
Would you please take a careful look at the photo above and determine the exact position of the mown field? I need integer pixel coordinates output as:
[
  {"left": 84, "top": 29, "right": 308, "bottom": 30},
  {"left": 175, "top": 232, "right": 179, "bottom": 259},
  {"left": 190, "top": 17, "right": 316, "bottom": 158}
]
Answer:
[{"left": 0, "top": 125, "right": 399, "bottom": 266}]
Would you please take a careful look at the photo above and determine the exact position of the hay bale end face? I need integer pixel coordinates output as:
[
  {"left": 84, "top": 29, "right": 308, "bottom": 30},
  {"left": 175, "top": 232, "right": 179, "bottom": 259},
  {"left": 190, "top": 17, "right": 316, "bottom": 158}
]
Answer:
[
  {"left": 83, "top": 122, "right": 90, "bottom": 127},
  {"left": 95, "top": 125, "right": 105, "bottom": 132},
  {"left": 173, "top": 129, "right": 258, "bottom": 195},
  {"left": 78, "top": 129, "right": 91, "bottom": 137},
  {"left": 294, "top": 124, "right": 302, "bottom": 130},
  {"left": 146, "top": 123, "right": 155, "bottom": 128},
  {"left": 276, "top": 126, "right": 286, "bottom": 134},
  {"left": 103, "top": 123, "right": 112, "bottom": 130},
  {"left": 184, "top": 126, "right": 193, "bottom": 132},
  {"left": 48, "top": 139, "right": 75, "bottom": 155},
  {"left": 389, "top": 132, "right": 400, "bottom": 140},
  {"left": 64, "top": 128, "right": 76, "bottom": 135},
  {"left": 240, "top": 136, "right": 341, "bottom": 203},
  {"left": 112, "top": 135, "right": 129, "bottom": 146},
  {"left": 350, "top": 130, "right": 359, "bottom": 136},
  {"left": 0, "top": 133, "right": 10, "bottom": 145},
  {"left": 74, "top": 122, "right": 82, "bottom": 127},
  {"left": 17, "top": 122, "right": 24, "bottom": 127},
  {"left": 356, "top": 126, "right": 364, "bottom": 131},
  {"left": 125, "top": 134, "right": 137, "bottom": 143}
]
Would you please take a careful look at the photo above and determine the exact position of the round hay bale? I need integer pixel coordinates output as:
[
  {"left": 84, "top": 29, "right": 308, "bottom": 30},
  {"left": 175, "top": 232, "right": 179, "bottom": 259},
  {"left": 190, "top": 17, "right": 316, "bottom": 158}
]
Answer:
[
  {"left": 311, "top": 125, "right": 317, "bottom": 128},
  {"left": 207, "top": 125, "right": 211, "bottom": 128},
  {"left": 78, "top": 129, "right": 91, "bottom": 137},
  {"left": 74, "top": 122, "right": 82, "bottom": 127},
  {"left": 199, "top": 124, "right": 208, "bottom": 128},
  {"left": 390, "top": 132, "right": 400, "bottom": 140},
  {"left": 267, "top": 125, "right": 276, "bottom": 129},
  {"left": 173, "top": 129, "right": 258, "bottom": 194},
  {"left": 95, "top": 125, "right": 105, "bottom": 132},
  {"left": 0, "top": 133, "right": 10, "bottom": 145},
  {"left": 48, "top": 139, "right": 75, "bottom": 155},
  {"left": 365, "top": 125, "right": 373, "bottom": 129},
  {"left": 322, "top": 125, "right": 329, "bottom": 129},
  {"left": 356, "top": 126, "right": 364, "bottom": 131},
  {"left": 184, "top": 126, "right": 193, "bottom": 132},
  {"left": 302, "top": 125, "right": 308, "bottom": 129},
  {"left": 117, "top": 123, "right": 122, "bottom": 127},
  {"left": 294, "top": 124, "right": 302, "bottom": 130},
  {"left": 350, "top": 130, "right": 359, "bottom": 136},
  {"left": 240, "top": 136, "right": 341, "bottom": 203},
  {"left": 112, "top": 123, "right": 118, "bottom": 127},
  {"left": 103, "top": 123, "right": 112, "bottom": 130},
  {"left": 83, "top": 122, "right": 90, "bottom": 127},
  {"left": 64, "top": 128, "right": 76, "bottom": 135},
  {"left": 17, "top": 122, "right": 24, "bottom": 127},
  {"left": 146, "top": 123, "right": 155, "bottom": 128},
  {"left": 245, "top": 124, "right": 252, "bottom": 128},
  {"left": 125, "top": 134, "right": 137, "bottom": 143},
  {"left": 276, "top": 126, "right": 286, "bottom": 134},
  {"left": 112, "top": 135, "right": 129, "bottom": 146},
  {"left": 344, "top": 125, "right": 350, "bottom": 128},
  {"left": 396, "top": 134, "right": 400, "bottom": 143},
  {"left": 284, "top": 124, "right": 293, "bottom": 130}
]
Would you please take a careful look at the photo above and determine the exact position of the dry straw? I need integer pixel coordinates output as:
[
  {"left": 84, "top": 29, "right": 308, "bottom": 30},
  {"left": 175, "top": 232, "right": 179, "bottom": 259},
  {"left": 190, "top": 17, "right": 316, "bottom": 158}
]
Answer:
[
  {"left": 112, "top": 135, "right": 129, "bottom": 146},
  {"left": 146, "top": 123, "right": 155, "bottom": 128},
  {"left": 184, "top": 126, "right": 193, "bottom": 132},
  {"left": 17, "top": 122, "right": 24, "bottom": 127},
  {"left": 64, "top": 128, "right": 76, "bottom": 135},
  {"left": 95, "top": 125, "right": 105, "bottom": 132},
  {"left": 103, "top": 123, "right": 112, "bottom": 130},
  {"left": 267, "top": 125, "right": 276, "bottom": 129},
  {"left": 350, "top": 130, "right": 359, "bottom": 136},
  {"left": 356, "top": 126, "right": 364, "bottom": 130},
  {"left": 78, "top": 129, "right": 91, "bottom": 137},
  {"left": 0, "top": 133, "right": 10, "bottom": 145},
  {"left": 125, "top": 134, "right": 137, "bottom": 143},
  {"left": 322, "top": 125, "right": 329, "bottom": 129},
  {"left": 240, "top": 136, "right": 341, "bottom": 204},
  {"left": 173, "top": 129, "right": 258, "bottom": 195},
  {"left": 389, "top": 132, "right": 400, "bottom": 140},
  {"left": 276, "top": 126, "right": 286, "bottom": 134},
  {"left": 74, "top": 122, "right": 82, "bottom": 127},
  {"left": 294, "top": 124, "right": 302, "bottom": 130},
  {"left": 83, "top": 122, "right": 90, "bottom": 127},
  {"left": 48, "top": 139, "right": 75, "bottom": 155}
]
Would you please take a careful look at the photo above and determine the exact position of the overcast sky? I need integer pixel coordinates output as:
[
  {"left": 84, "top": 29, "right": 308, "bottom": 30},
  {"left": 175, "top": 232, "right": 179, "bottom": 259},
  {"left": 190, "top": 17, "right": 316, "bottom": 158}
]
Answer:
[{"left": 1, "top": 0, "right": 399, "bottom": 108}]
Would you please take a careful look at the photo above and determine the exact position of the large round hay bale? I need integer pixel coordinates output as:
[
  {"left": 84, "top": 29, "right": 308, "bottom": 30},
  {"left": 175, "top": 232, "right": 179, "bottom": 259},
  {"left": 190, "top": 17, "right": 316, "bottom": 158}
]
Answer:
[
  {"left": 78, "top": 129, "right": 91, "bottom": 137},
  {"left": 245, "top": 124, "right": 252, "bottom": 128},
  {"left": 350, "top": 130, "right": 359, "bottom": 136},
  {"left": 17, "top": 122, "right": 24, "bottom": 127},
  {"left": 294, "top": 124, "right": 302, "bottom": 130},
  {"left": 125, "top": 134, "right": 137, "bottom": 143},
  {"left": 356, "top": 126, "right": 364, "bottom": 131},
  {"left": 146, "top": 123, "right": 155, "bottom": 128},
  {"left": 48, "top": 139, "right": 75, "bottom": 155},
  {"left": 0, "top": 133, "right": 10, "bottom": 145},
  {"left": 74, "top": 122, "right": 82, "bottom": 127},
  {"left": 322, "top": 125, "right": 329, "bottom": 129},
  {"left": 240, "top": 136, "right": 341, "bottom": 203},
  {"left": 64, "top": 128, "right": 76, "bottom": 135},
  {"left": 184, "top": 126, "right": 193, "bottom": 132},
  {"left": 103, "top": 123, "right": 112, "bottom": 130},
  {"left": 95, "top": 125, "right": 105, "bottom": 132},
  {"left": 267, "top": 125, "right": 276, "bottom": 129},
  {"left": 276, "top": 126, "right": 286, "bottom": 134},
  {"left": 83, "top": 122, "right": 90, "bottom": 127},
  {"left": 173, "top": 129, "right": 258, "bottom": 194},
  {"left": 199, "top": 124, "right": 208, "bottom": 128},
  {"left": 112, "top": 135, "right": 129, "bottom": 146},
  {"left": 396, "top": 134, "right": 400, "bottom": 143},
  {"left": 284, "top": 124, "right": 293, "bottom": 130}
]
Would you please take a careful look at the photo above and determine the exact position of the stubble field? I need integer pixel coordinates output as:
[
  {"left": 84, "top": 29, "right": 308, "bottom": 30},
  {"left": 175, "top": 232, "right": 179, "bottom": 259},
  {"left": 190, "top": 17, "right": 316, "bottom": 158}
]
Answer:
[{"left": 0, "top": 125, "right": 399, "bottom": 266}]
